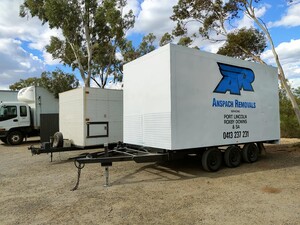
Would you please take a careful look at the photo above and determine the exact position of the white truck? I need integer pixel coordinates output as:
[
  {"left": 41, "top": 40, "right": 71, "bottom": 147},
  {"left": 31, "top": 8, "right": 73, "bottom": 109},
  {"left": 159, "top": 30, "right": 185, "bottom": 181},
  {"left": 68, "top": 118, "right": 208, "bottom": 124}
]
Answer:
[
  {"left": 0, "top": 86, "right": 58, "bottom": 145},
  {"left": 73, "top": 44, "right": 280, "bottom": 183}
]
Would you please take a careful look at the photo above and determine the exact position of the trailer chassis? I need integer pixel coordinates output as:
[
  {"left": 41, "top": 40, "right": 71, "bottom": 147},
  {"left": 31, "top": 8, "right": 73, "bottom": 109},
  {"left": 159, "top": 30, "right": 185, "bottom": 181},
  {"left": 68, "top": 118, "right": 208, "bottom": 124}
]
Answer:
[
  {"left": 28, "top": 142, "right": 117, "bottom": 162},
  {"left": 71, "top": 144, "right": 173, "bottom": 190},
  {"left": 70, "top": 142, "right": 267, "bottom": 190}
]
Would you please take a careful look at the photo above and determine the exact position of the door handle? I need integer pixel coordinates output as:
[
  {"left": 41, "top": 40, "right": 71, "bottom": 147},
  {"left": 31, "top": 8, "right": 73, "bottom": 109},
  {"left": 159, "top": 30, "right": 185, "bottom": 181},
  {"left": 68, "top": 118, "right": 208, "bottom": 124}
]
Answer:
[{"left": 13, "top": 119, "right": 18, "bottom": 122}]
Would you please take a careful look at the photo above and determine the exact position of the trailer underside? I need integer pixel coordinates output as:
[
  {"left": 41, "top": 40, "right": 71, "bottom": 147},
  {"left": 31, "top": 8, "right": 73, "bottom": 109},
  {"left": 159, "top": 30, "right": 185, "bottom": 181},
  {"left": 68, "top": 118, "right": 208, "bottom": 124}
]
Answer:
[{"left": 69, "top": 141, "right": 267, "bottom": 190}]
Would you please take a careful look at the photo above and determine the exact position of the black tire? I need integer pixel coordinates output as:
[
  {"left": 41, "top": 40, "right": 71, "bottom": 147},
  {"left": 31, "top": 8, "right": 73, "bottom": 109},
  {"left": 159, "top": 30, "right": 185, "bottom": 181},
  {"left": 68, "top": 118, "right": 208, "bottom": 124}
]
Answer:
[
  {"left": 6, "top": 131, "right": 24, "bottom": 145},
  {"left": 224, "top": 146, "right": 241, "bottom": 168},
  {"left": 202, "top": 147, "right": 222, "bottom": 172},
  {"left": 242, "top": 143, "right": 259, "bottom": 163},
  {"left": 0, "top": 137, "right": 8, "bottom": 144},
  {"left": 52, "top": 132, "right": 63, "bottom": 148}
]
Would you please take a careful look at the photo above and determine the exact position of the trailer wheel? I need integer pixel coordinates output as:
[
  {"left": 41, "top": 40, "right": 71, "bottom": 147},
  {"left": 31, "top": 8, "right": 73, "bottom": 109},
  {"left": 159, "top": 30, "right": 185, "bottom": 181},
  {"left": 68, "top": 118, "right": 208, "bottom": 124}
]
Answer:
[
  {"left": 242, "top": 143, "right": 259, "bottom": 163},
  {"left": 7, "top": 131, "right": 24, "bottom": 145},
  {"left": 224, "top": 146, "right": 241, "bottom": 168},
  {"left": 202, "top": 148, "right": 222, "bottom": 172},
  {"left": 52, "top": 132, "right": 63, "bottom": 148}
]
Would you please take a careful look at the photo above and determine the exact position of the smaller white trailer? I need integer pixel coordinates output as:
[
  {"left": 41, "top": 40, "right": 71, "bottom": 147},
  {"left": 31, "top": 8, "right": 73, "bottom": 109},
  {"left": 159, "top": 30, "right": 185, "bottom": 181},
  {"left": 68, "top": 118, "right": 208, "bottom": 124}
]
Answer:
[{"left": 58, "top": 87, "right": 123, "bottom": 147}]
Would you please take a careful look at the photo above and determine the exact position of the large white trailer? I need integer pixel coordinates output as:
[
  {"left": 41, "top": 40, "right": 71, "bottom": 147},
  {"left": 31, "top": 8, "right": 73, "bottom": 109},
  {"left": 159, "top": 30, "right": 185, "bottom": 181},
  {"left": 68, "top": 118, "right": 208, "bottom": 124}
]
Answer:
[
  {"left": 73, "top": 44, "right": 280, "bottom": 178},
  {"left": 123, "top": 44, "right": 280, "bottom": 150},
  {"left": 57, "top": 44, "right": 281, "bottom": 189}
]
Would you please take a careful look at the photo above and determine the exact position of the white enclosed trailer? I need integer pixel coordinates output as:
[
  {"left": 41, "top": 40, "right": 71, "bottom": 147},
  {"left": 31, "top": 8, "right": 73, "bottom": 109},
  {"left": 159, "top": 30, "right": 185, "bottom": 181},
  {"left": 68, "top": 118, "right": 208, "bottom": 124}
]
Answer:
[
  {"left": 123, "top": 44, "right": 280, "bottom": 149},
  {"left": 59, "top": 87, "right": 123, "bottom": 147},
  {"left": 72, "top": 45, "right": 280, "bottom": 188}
]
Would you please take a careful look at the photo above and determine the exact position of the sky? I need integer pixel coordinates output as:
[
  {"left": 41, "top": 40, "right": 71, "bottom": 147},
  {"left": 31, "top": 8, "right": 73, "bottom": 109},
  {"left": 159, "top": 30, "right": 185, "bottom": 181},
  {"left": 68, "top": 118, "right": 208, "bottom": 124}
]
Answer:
[{"left": 0, "top": 0, "right": 300, "bottom": 90}]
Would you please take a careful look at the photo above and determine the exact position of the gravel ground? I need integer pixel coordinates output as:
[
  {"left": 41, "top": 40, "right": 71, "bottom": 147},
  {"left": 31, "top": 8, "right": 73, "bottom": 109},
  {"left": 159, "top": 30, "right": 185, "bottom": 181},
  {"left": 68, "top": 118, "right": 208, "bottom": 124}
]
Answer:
[{"left": 0, "top": 138, "right": 299, "bottom": 225}]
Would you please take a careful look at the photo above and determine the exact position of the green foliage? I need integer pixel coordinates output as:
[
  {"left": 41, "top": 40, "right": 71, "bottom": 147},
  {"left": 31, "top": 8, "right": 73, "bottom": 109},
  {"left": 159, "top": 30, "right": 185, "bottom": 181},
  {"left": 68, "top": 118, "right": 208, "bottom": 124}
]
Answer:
[
  {"left": 280, "top": 88, "right": 300, "bottom": 138},
  {"left": 217, "top": 28, "right": 267, "bottom": 61},
  {"left": 9, "top": 69, "right": 79, "bottom": 98},
  {"left": 177, "top": 36, "right": 193, "bottom": 47},
  {"left": 171, "top": 0, "right": 243, "bottom": 40},
  {"left": 171, "top": 0, "right": 264, "bottom": 48},
  {"left": 9, "top": 77, "right": 45, "bottom": 91},
  {"left": 159, "top": 33, "right": 174, "bottom": 47},
  {"left": 20, "top": 0, "right": 135, "bottom": 88},
  {"left": 122, "top": 33, "right": 157, "bottom": 63}
]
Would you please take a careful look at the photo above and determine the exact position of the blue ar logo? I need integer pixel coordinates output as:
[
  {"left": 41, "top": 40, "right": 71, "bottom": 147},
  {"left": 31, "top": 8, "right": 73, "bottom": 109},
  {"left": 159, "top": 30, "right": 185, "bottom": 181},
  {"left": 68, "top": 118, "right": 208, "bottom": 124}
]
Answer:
[{"left": 214, "top": 63, "right": 255, "bottom": 95}]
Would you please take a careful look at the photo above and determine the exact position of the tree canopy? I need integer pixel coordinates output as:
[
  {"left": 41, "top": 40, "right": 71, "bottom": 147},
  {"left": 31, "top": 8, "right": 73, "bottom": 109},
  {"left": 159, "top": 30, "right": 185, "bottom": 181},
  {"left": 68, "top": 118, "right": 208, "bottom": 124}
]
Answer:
[
  {"left": 217, "top": 28, "right": 267, "bottom": 62},
  {"left": 9, "top": 69, "right": 79, "bottom": 98},
  {"left": 20, "top": 0, "right": 135, "bottom": 88}
]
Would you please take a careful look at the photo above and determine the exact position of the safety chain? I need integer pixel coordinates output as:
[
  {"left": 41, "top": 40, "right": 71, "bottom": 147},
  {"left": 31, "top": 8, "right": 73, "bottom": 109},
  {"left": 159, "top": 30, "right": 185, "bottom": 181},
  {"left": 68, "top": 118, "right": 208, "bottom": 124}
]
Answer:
[{"left": 71, "top": 161, "right": 85, "bottom": 191}]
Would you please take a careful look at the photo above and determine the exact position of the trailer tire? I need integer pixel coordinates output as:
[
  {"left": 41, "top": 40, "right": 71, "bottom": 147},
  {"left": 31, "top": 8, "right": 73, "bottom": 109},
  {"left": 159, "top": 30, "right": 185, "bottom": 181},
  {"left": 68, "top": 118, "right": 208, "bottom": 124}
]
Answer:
[
  {"left": 52, "top": 132, "right": 63, "bottom": 148},
  {"left": 224, "top": 146, "right": 241, "bottom": 168},
  {"left": 7, "top": 131, "right": 24, "bottom": 145},
  {"left": 202, "top": 148, "right": 222, "bottom": 172},
  {"left": 242, "top": 143, "right": 259, "bottom": 163}
]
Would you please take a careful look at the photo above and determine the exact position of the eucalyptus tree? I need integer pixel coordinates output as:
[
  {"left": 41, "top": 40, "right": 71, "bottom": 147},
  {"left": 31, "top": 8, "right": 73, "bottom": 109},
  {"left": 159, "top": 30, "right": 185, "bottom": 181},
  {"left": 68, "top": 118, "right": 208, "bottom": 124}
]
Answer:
[
  {"left": 20, "top": 0, "right": 135, "bottom": 88},
  {"left": 171, "top": 0, "right": 300, "bottom": 125}
]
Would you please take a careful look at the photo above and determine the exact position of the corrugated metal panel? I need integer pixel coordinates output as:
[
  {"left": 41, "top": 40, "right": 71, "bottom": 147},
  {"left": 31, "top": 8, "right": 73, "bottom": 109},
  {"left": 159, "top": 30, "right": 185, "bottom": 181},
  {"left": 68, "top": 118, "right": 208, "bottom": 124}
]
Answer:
[
  {"left": 124, "top": 113, "right": 171, "bottom": 149},
  {"left": 143, "top": 112, "right": 171, "bottom": 149},
  {"left": 124, "top": 115, "right": 143, "bottom": 145}
]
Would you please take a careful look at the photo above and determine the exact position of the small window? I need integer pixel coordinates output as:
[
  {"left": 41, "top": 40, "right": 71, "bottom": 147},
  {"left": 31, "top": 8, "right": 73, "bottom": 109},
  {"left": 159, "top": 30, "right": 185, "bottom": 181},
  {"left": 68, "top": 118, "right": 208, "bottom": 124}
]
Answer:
[
  {"left": 0, "top": 106, "right": 17, "bottom": 121},
  {"left": 7, "top": 106, "right": 17, "bottom": 117},
  {"left": 20, "top": 106, "right": 27, "bottom": 117}
]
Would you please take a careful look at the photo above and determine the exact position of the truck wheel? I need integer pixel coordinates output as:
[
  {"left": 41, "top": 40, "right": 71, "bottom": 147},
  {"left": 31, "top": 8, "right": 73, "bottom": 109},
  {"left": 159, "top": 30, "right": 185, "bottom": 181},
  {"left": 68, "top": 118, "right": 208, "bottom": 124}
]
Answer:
[
  {"left": 202, "top": 147, "right": 222, "bottom": 172},
  {"left": 0, "top": 138, "right": 8, "bottom": 144},
  {"left": 224, "top": 146, "right": 241, "bottom": 168},
  {"left": 242, "top": 143, "right": 259, "bottom": 163},
  {"left": 7, "top": 131, "right": 24, "bottom": 145},
  {"left": 52, "top": 132, "right": 63, "bottom": 148}
]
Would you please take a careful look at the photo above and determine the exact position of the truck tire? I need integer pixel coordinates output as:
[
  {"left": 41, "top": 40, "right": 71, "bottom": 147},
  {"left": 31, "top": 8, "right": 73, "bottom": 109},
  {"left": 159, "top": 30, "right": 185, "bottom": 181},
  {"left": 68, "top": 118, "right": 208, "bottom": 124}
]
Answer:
[
  {"left": 7, "top": 131, "right": 24, "bottom": 145},
  {"left": 52, "top": 132, "right": 63, "bottom": 148},
  {"left": 202, "top": 147, "right": 222, "bottom": 172},
  {"left": 0, "top": 138, "right": 8, "bottom": 144},
  {"left": 242, "top": 143, "right": 259, "bottom": 163},
  {"left": 224, "top": 146, "right": 241, "bottom": 168}
]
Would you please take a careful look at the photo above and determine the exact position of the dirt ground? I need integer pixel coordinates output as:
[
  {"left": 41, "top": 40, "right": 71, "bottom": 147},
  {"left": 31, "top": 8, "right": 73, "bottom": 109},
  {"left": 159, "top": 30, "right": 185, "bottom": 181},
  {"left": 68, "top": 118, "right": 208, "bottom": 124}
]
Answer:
[{"left": 0, "top": 139, "right": 299, "bottom": 225}]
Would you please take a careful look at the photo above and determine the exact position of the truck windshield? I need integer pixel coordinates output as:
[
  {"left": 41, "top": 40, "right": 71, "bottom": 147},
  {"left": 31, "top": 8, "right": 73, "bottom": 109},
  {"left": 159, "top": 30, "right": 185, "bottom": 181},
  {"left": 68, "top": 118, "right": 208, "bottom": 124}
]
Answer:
[{"left": 0, "top": 105, "right": 17, "bottom": 121}]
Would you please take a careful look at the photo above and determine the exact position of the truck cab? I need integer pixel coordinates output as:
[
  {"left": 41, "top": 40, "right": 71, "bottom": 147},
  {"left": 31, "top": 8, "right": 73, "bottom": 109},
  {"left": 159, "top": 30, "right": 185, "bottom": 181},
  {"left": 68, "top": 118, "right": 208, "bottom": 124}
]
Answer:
[{"left": 0, "top": 102, "right": 31, "bottom": 145}]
